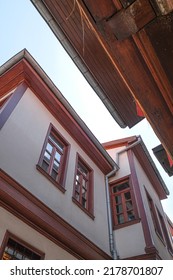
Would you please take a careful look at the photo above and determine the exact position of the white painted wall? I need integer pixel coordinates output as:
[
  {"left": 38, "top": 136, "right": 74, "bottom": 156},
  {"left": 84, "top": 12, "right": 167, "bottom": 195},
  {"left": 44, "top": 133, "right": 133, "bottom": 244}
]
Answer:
[
  {"left": 0, "top": 88, "right": 110, "bottom": 255},
  {"left": 114, "top": 222, "right": 146, "bottom": 259},
  {"left": 0, "top": 207, "right": 76, "bottom": 260},
  {"left": 106, "top": 147, "right": 131, "bottom": 182}
]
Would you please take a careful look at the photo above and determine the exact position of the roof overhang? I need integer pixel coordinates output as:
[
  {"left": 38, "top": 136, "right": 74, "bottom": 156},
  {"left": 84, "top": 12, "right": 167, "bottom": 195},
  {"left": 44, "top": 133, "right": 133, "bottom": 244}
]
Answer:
[
  {"left": 0, "top": 49, "right": 116, "bottom": 174},
  {"left": 31, "top": 0, "right": 173, "bottom": 161},
  {"left": 153, "top": 144, "right": 173, "bottom": 177}
]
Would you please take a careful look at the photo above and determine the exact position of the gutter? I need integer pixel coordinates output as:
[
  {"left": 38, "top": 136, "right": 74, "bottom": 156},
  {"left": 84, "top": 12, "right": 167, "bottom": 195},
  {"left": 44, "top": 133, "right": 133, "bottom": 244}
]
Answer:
[
  {"left": 30, "top": 0, "right": 126, "bottom": 128},
  {"left": 115, "top": 136, "right": 142, "bottom": 166}
]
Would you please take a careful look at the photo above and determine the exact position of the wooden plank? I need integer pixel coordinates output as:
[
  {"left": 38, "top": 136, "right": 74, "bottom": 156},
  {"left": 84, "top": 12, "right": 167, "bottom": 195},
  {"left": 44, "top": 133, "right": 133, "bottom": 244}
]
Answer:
[{"left": 83, "top": 0, "right": 117, "bottom": 21}]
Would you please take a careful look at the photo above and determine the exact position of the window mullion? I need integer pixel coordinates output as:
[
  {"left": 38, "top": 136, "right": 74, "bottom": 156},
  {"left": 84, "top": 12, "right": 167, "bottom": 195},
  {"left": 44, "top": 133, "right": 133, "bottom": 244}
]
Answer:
[
  {"left": 48, "top": 146, "right": 56, "bottom": 175},
  {"left": 79, "top": 173, "right": 83, "bottom": 204}
]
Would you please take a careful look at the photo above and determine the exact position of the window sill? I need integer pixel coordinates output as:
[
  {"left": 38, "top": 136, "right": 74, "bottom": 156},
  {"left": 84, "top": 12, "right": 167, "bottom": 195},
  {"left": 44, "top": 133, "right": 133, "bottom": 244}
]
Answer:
[
  {"left": 72, "top": 197, "right": 95, "bottom": 220},
  {"left": 36, "top": 165, "right": 66, "bottom": 194},
  {"left": 113, "top": 218, "right": 141, "bottom": 230}
]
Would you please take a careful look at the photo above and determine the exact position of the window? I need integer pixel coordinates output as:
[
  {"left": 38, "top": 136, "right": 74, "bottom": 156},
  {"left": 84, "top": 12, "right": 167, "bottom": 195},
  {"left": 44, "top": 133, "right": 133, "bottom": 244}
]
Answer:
[
  {"left": 37, "top": 124, "right": 70, "bottom": 191},
  {"left": 157, "top": 209, "right": 173, "bottom": 253},
  {"left": 0, "top": 232, "right": 44, "bottom": 260},
  {"left": 111, "top": 178, "right": 136, "bottom": 226},
  {"left": 146, "top": 192, "right": 164, "bottom": 240},
  {"left": 73, "top": 154, "right": 94, "bottom": 218},
  {"left": 146, "top": 192, "right": 173, "bottom": 253}
]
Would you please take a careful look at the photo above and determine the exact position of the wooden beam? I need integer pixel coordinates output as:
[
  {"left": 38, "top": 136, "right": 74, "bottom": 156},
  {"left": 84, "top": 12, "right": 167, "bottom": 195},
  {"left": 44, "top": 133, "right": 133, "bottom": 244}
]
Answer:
[{"left": 107, "top": 0, "right": 156, "bottom": 40}]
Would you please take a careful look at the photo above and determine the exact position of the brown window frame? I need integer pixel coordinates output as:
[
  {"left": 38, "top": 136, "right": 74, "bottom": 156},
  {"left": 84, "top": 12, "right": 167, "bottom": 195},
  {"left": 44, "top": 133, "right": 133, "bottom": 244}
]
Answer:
[
  {"left": 72, "top": 153, "right": 94, "bottom": 219},
  {"left": 145, "top": 191, "right": 165, "bottom": 242},
  {"left": 110, "top": 176, "right": 139, "bottom": 229},
  {"left": 0, "top": 231, "right": 44, "bottom": 260},
  {"left": 37, "top": 123, "right": 70, "bottom": 192},
  {"left": 156, "top": 208, "right": 173, "bottom": 254}
]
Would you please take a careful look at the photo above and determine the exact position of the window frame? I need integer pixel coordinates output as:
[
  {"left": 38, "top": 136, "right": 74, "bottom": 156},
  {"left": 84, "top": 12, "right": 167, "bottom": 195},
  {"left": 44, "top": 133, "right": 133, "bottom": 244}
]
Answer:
[
  {"left": 110, "top": 176, "right": 139, "bottom": 229},
  {"left": 145, "top": 191, "right": 165, "bottom": 242},
  {"left": 0, "top": 231, "right": 44, "bottom": 260},
  {"left": 72, "top": 153, "right": 94, "bottom": 219},
  {"left": 37, "top": 123, "right": 70, "bottom": 192},
  {"left": 156, "top": 207, "right": 173, "bottom": 254}
]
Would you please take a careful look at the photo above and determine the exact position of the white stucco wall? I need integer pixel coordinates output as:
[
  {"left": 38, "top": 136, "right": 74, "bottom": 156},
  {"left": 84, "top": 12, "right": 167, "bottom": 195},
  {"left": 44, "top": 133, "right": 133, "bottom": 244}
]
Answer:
[
  {"left": 0, "top": 88, "right": 110, "bottom": 255},
  {"left": 114, "top": 222, "right": 146, "bottom": 259},
  {"left": 106, "top": 147, "right": 131, "bottom": 182},
  {"left": 0, "top": 207, "right": 76, "bottom": 260},
  {"left": 133, "top": 155, "right": 173, "bottom": 259}
]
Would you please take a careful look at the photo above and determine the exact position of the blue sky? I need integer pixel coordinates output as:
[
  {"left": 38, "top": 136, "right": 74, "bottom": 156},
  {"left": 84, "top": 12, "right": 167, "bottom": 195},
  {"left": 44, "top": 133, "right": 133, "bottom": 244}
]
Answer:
[{"left": 1, "top": 0, "right": 172, "bottom": 220}]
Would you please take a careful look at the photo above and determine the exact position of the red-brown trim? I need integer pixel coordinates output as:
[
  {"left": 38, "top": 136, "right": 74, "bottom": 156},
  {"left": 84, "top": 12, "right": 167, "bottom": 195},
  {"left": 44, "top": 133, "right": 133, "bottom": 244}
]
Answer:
[
  {"left": 127, "top": 149, "right": 156, "bottom": 253},
  {"left": 123, "top": 248, "right": 161, "bottom": 260},
  {"left": 0, "top": 169, "right": 111, "bottom": 260},
  {"left": 0, "top": 231, "right": 45, "bottom": 260},
  {"left": 0, "top": 57, "right": 113, "bottom": 174},
  {"left": 0, "top": 82, "right": 27, "bottom": 129},
  {"left": 37, "top": 123, "right": 70, "bottom": 192}
]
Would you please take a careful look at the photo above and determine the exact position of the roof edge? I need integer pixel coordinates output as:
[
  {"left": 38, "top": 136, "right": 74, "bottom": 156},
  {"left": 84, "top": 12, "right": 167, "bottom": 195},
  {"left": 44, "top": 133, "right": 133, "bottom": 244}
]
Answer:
[{"left": 0, "top": 49, "right": 117, "bottom": 172}]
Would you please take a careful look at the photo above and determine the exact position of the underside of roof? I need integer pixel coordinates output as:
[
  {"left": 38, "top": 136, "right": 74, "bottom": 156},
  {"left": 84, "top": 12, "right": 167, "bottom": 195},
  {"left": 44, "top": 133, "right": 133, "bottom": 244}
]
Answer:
[{"left": 31, "top": 0, "right": 173, "bottom": 160}]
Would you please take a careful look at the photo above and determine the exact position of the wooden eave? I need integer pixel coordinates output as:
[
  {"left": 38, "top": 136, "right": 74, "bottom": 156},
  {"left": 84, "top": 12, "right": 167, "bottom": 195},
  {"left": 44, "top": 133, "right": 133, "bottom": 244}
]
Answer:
[
  {"left": 103, "top": 136, "right": 169, "bottom": 199},
  {"left": 31, "top": 0, "right": 173, "bottom": 160},
  {"left": 0, "top": 49, "right": 115, "bottom": 174}
]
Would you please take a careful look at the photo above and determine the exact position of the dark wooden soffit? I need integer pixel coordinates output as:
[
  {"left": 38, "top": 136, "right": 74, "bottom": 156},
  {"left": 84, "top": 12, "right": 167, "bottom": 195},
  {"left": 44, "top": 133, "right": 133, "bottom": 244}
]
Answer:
[
  {"left": 0, "top": 169, "right": 111, "bottom": 260},
  {"left": 32, "top": 0, "right": 173, "bottom": 160},
  {"left": 0, "top": 53, "right": 114, "bottom": 174},
  {"left": 152, "top": 144, "right": 173, "bottom": 177}
]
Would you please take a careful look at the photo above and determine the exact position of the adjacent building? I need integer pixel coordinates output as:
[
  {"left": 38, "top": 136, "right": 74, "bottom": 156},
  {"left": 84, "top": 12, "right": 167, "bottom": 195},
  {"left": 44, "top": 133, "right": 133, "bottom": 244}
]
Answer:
[
  {"left": 103, "top": 137, "right": 173, "bottom": 259},
  {"left": 0, "top": 50, "right": 172, "bottom": 260}
]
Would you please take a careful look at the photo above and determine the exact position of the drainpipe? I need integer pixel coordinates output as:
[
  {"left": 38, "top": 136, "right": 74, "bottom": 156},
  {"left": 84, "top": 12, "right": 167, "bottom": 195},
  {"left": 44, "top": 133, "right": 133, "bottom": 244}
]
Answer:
[
  {"left": 105, "top": 166, "right": 120, "bottom": 259},
  {"left": 115, "top": 136, "right": 142, "bottom": 166}
]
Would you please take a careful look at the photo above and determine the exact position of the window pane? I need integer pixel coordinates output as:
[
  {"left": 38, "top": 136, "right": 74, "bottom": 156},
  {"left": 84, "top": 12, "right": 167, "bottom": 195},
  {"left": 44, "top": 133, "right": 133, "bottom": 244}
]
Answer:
[
  {"left": 44, "top": 151, "right": 51, "bottom": 162},
  {"left": 42, "top": 160, "right": 49, "bottom": 172},
  {"left": 55, "top": 151, "right": 61, "bottom": 162},
  {"left": 127, "top": 210, "right": 135, "bottom": 221},
  {"left": 51, "top": 169, "right": 58, "bottom": 180},
  {"left": 82, "top": 188, "right": 87, "bottom": 199},
  {"left": 113, "top": 182, "right": 129, "bottom": 193},
  {"left": 76, "top": 174, "right": 80, "bottom": 181},
  {"left": 82, "top": 197, "right": 87, "bottom": 208},
  {"left": 124, "top": 191, "right": 131, "bottom": 200},
  {"left": 115, "top": 195, "right": 121, "bottom": 204},
  {"left": 117, "top": 214, "right": 124, "bottom": 224},
  {"left": 2, "top": 238, "right": 41, "bottom": 260},
  {"left": 46, "top": 142, "right": 53, "bottom": 153},
  {"left": 78, "top": 162, "right": 88, "bottom": 177},
  {"left": 126, "top": 200, "right": 133, "bottom": 210},
  {"left": 116, "top": 204, "right": 123, "bottom": 214},
  {"left": 75, "top": 191, "right": 80, "bottom": 201},
  {"left": 82, "top": 178, "right": 87, "bottom": 189},
  {"left": 53, "top": 160, "right": 60, "bottom": 171},
  {"left": 49, "top": 134, "right": 63, "bottom": 152}
]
